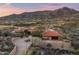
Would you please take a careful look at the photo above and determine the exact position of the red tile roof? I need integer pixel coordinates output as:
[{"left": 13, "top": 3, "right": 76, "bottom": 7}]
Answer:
[{"left": 42, "top": 29, "right": 60, "bottom": 37}]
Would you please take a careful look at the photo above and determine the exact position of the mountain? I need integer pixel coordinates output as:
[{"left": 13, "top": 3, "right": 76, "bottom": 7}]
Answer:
[
  {"left": 52, "top": 7, "right": 79, "bottom": 17},
  {"left": 0, "top": 7, "right": 79, "bottom": 22}
]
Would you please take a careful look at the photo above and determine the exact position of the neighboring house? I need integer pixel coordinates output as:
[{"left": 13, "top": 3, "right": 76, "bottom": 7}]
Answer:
[{"left": 12, "top": 27, "right": 33, "bottom": 37}]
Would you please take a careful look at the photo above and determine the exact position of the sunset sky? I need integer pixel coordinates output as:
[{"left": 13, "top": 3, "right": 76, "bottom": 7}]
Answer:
[{"left": 0, "top": 3, "right": 79, "bottom": 17}]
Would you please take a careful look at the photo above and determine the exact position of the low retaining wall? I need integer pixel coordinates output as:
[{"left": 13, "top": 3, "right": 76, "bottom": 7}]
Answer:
[
  {"left": 9, "top": 38, "right": 17, "bottom": 55},
  {"left": 42, "top": 40, "right": 72, "bottom": 50},
  {"left": 26, "top": 43, "right": 32, "bottom": 54},
  {"left": 9, "top": 46, "right": 16, "bottom": 55}
]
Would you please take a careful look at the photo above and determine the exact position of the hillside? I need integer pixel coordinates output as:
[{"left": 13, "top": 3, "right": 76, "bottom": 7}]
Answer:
[{"left": 0, "top": 7, "right": 79, "bottom": 23}]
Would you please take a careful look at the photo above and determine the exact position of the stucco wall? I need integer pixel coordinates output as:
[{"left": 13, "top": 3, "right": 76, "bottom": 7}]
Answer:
[{"left": 42, "top": 40, "right": 72, "bottom": 50}]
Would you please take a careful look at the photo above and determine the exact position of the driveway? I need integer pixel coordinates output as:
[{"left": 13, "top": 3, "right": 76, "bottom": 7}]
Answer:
[{"left": 13, "top": 37, "right": 32, "bottom": 55}]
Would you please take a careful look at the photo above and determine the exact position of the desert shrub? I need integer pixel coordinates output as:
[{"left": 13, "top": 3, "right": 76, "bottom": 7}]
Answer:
[
  {"left": 32, "top": 31, "right": 42, "bottom": 37},
  {"left": 32, "top": 37, "right": 42, "bottom": 46},
  {"left": 0, "top": 37, "right": 14, "bottom": 54},
  {"left": 71, "top": 40, "right": 79, "bottom": 49}
]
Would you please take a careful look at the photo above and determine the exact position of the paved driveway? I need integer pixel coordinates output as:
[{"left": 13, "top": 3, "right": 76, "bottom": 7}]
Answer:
[{"left": 13, "top": 37, "right": 32, "bottom": 55}]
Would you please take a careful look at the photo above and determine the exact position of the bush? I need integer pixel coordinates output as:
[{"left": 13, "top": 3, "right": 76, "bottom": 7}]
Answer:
[
  {"left": 32, "top": 37, "right": 42, "bottom": 46},
  {"left": 0, "top": 37, "right": 14, "bottom": 54},
  {"left": 32, "top": 31, "right": 42, "bottom": 37}
]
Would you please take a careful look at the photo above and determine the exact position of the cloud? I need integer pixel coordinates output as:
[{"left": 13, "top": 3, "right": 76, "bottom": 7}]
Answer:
[
  {"left": 28, "top": 3, "right": 62, "bottom": 12},
  {"left": 0, "top": 3, "right": 27, "bottom": 16}
]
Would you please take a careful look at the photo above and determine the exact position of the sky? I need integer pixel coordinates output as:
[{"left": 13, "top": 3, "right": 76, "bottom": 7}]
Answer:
[{"left": 0, "top": 3, "right": 79, "bottom": 17}]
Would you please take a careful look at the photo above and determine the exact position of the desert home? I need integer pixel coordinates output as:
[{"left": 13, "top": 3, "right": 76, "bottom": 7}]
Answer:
[{"left": 41, "top": 29, "right": 72, "bottom": 50}]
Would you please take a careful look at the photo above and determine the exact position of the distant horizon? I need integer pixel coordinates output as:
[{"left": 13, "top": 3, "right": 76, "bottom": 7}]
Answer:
[{"left": 0, "top": 3, "right": 79, "bottom": 17}]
